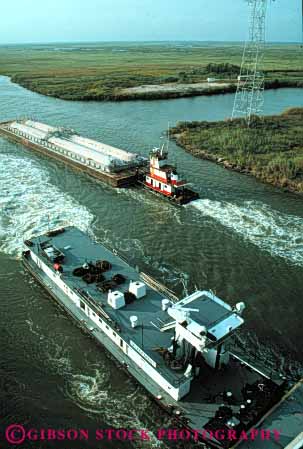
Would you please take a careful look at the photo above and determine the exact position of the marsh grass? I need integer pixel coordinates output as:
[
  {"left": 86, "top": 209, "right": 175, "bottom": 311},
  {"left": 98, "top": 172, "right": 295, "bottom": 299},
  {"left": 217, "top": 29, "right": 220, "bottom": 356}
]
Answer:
[
  {"left": 170, "top": 108, "right": 303, "bottom": 193},
  {"left": 0, "top": 42, "right": 302, "bottom": 101}
]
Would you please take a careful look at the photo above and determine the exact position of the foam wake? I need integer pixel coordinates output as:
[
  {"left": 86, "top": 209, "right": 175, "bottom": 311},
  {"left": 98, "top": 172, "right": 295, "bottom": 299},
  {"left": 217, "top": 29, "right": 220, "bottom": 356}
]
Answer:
[
  {"left": 0, "top": 154, "right": 94, "bottom": 256},
  {"left": 191, "top": 199, "right": 303, "bottom": 266}
]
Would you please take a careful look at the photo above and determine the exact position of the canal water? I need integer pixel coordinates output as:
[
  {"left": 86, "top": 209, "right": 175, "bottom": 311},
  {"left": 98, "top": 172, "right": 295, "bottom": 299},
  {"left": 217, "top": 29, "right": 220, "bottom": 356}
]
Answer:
[{"left": 0, "top": 75, "right": 303, "bottom": 448}]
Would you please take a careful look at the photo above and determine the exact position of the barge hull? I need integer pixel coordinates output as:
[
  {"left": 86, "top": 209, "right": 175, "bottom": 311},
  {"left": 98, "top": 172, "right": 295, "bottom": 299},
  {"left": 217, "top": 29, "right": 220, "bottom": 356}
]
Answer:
[{"left": 0, "top": 125, "right": 138, "bottom": 188}]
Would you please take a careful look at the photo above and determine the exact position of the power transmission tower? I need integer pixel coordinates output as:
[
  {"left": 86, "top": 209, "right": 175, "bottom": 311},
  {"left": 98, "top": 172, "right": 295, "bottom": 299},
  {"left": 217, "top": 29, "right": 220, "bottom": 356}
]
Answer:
[{"left": 232, "top": 0, "right": 269, "bottom": 125}]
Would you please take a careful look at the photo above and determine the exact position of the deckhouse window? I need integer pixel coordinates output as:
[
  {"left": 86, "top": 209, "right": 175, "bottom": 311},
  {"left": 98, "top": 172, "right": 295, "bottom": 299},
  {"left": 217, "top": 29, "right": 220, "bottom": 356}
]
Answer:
[{"left": 80, "top": 301, "right": 85, "bottom": 310}]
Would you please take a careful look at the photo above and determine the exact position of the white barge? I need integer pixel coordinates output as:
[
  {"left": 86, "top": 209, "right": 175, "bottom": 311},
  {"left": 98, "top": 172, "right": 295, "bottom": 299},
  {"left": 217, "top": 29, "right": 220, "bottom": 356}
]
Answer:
[
  {"left": 22, "top": 226, "right": 287, "bottom": 448},
  {"left": 0, "top": 119, "right": 147, "bottom": 187}
]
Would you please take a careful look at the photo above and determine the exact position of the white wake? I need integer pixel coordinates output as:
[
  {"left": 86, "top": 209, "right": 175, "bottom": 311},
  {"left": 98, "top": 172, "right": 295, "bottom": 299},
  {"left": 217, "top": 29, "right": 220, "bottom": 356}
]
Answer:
[
  {"left": 191, "top": 199, "right": 303, "bottom": 266},
  {"left": 0, "top": 154, "right": 94, "bottom": 256}
]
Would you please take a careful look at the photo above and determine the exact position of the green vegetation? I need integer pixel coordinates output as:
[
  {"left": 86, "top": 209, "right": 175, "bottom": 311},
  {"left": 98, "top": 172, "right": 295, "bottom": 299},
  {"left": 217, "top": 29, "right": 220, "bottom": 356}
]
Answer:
[
  {"left": 0, "top": 42, "right": 302, "bottom": 101},
  {"left": 170, "top": 108, "right": 303, "bottom": 193}
]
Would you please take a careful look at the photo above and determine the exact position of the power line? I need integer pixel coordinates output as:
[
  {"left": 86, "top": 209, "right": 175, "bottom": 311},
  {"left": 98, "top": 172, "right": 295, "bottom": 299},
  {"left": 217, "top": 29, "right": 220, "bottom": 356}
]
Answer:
[{"left": 232, "top": 0, "right": 268, "bottom": 126}]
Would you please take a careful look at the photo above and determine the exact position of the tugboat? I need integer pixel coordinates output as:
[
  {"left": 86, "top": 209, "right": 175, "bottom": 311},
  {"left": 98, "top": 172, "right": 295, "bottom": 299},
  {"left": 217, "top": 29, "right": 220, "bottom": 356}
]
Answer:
[
  {"left": 138, "top": 145, "right": 199, "bottom": 205},
  {"left": 22, "top": 226, "right": 288, "bottom": 449}
]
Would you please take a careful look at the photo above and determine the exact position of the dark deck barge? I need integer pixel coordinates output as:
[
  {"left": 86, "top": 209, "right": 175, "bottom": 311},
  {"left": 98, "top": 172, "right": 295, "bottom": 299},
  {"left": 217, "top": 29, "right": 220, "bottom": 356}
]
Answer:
[{"left": 22, "top": 227, "right": 288, "bottom": 449}]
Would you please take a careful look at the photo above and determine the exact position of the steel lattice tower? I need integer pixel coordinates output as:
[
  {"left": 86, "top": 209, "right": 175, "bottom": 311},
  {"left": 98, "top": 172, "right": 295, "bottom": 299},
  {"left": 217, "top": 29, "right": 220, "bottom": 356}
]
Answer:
[{"left": 232, "top": 0, "right": 268, "bottom": 125}]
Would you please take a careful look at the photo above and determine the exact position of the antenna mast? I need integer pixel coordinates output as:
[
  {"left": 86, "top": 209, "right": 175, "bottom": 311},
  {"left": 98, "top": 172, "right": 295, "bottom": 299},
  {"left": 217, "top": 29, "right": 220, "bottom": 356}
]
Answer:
[
  {"left": 167, "top": 121, "right": 170, "bottom": 153},
  {"left": 232, "top": 0, "right": 269, "bottom": 125}
]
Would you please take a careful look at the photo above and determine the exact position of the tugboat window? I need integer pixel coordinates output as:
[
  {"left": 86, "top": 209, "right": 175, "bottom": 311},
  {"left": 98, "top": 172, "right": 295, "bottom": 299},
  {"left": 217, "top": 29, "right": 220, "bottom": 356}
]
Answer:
[{"left": 80, "top": 301, "right": 85, "bottom": 310}]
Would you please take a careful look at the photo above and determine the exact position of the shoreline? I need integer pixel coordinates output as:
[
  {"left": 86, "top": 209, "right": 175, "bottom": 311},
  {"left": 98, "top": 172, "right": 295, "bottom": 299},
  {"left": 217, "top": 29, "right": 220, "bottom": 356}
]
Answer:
[
  {"left": 8, "top": 75, "right": 303, "bottom": 102},
  {"left": 173, "top": 142, "right": 302, "bottom": 195},
  {"left": 1, "top": 42, "right": 302, "bottom": 103}
]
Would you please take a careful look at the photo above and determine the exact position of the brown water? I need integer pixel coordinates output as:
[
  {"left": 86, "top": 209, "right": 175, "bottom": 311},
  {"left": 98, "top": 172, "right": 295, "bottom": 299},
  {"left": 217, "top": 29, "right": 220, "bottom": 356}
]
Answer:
[{"left": 0, "top": 75, "right": 303, "bottom": 448}]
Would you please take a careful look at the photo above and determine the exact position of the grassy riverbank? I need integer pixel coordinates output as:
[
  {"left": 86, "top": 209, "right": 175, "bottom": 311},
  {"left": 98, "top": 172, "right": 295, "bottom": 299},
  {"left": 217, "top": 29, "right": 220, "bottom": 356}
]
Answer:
[
  {"left": 170, "top": 108, "right": 303, "bottom": 193},
  {"left": 0, "top": 42, "right": 302, "bottom": 101}
]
